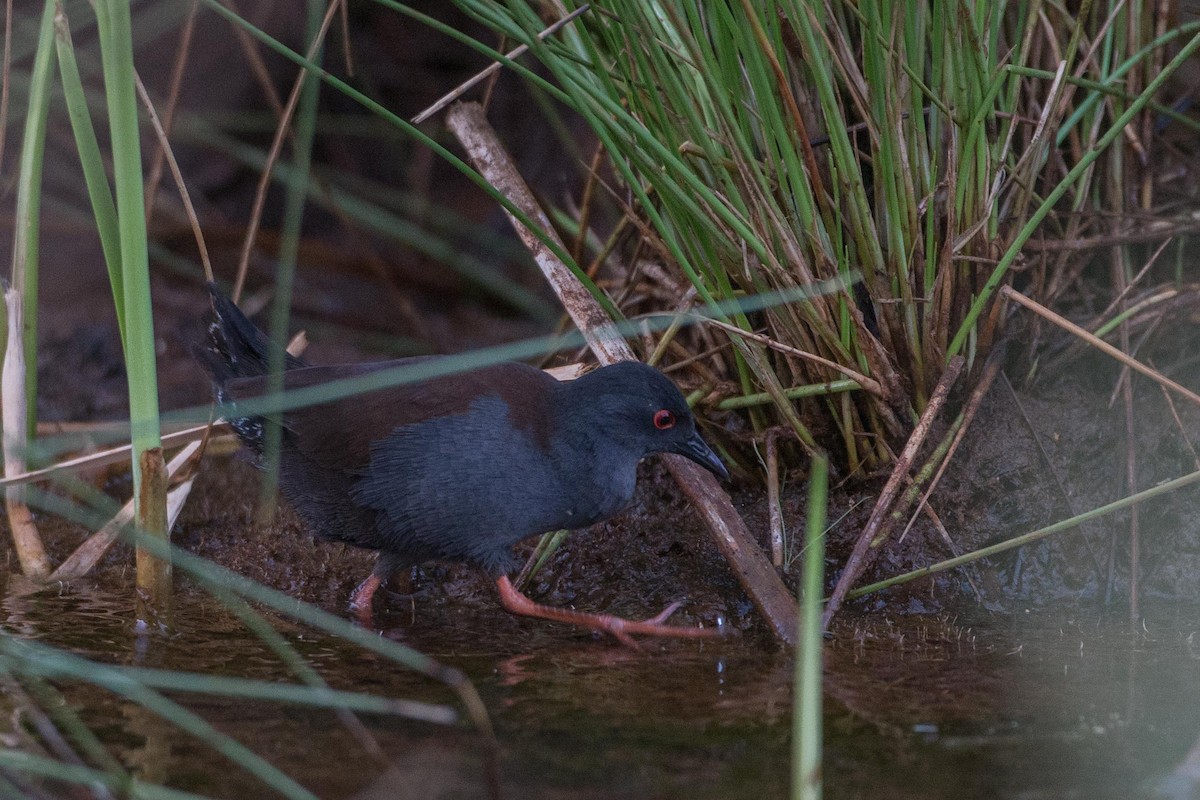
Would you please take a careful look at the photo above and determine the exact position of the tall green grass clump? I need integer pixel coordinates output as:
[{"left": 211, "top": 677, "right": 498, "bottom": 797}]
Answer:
[
  {"left": 4, "top": 0, "right": 170, "bottom": 608},
  {"left": 451, "top": 0, "right": 1198, "bottom": 475}
]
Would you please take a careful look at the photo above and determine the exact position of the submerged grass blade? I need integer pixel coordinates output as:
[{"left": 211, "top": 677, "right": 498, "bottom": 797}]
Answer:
[
  {"left": 0, "top": 750, "right": 209, "bottom": 800},
  {"left": 0, "top": 637, "right": 318, "bottom": 800},
  {"left": 20, "top": 481, "right": 498, "bottom": 751},
  {"left": 0, "top": 638, "right": 455, "bottom": 726},
  {"left": 6, "top": 474, "right": 500, "bottom": 795}
]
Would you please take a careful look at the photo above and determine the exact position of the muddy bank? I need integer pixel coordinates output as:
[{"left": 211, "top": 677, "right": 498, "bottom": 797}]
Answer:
[
  {"left": 11, "top": 283, "right": 1200, "bottom": 634},
  {"left": 820, "top": 346, "right": 1200, "bottom": 616}
]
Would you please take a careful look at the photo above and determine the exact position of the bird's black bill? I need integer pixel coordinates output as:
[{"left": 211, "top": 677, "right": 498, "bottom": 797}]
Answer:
[{"left": 674, "top": 431, "right": 730, "bottom": 480}]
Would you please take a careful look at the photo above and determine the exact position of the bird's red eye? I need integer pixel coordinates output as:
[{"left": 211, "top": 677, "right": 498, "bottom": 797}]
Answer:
[{"left": 653, "top": 409, "right": 675, "bottom": 430}]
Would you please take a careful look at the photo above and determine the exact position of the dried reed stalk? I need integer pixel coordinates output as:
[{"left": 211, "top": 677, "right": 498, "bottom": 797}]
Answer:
[{"left": 446, "top": 100, "right": 798, "bottom": 644}]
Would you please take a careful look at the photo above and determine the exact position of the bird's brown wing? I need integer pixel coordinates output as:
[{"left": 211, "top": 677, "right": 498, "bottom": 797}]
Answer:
[{"left": 223, "top": 359, "right": 558, "bottom": 474}]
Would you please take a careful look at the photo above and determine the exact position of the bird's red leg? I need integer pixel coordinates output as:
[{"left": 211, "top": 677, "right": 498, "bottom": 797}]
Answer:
[
  {"left": 349, "top": 573, "right": 382, "bottom": 627},
  {"left": 350, "top": 556, "right": 408, "bottom": 627},
  {"left": 495, "top": 576, "right": 724, "bottom": 646}
]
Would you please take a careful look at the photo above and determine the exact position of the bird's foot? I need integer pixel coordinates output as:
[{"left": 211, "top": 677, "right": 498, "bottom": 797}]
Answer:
[
  {"left": 495, "top": 576, "right": 729, "bottom": 648},
  {"left": 641, "top": 600, "right": 685, "bottom": 626}
]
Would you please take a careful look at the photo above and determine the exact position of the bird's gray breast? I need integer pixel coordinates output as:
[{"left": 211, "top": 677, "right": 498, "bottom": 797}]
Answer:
[{"left": 350, "top": 395, "right": 632, "bottom": 567}]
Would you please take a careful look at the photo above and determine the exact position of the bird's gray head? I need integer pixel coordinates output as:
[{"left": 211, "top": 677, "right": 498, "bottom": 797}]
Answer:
[{"left": 565, "top": 361, "right": 729, "bottom": 480}]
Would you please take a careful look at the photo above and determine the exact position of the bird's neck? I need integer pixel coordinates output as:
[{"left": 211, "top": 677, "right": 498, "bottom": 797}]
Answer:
[{"left": 550, "top": 383, "right": 642, "bottom": 511}]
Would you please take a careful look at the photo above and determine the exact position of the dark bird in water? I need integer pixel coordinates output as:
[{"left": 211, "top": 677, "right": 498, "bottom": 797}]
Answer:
[{"left": 195, "top": 285, "right": 729, "bottom": 644}]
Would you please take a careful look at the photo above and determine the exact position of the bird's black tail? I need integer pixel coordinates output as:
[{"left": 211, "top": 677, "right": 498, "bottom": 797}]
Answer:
[{"left": 195, "top": 283, "right": 306, "bottom": 393}]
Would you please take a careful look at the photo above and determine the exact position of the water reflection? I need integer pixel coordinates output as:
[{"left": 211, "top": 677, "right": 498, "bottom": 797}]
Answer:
[{"left": 2, "top": 579, "right": 1199, "bottom": 799}]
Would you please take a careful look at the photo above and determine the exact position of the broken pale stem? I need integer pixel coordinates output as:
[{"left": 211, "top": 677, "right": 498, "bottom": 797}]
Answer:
[
  {"left": 52, "top": 440, "right": 201, "bottom": 581},
  {"left": 445, "top": 101, "right": 799, "bottom": 645},
  {"left": 135, "top": 447, "right": 172, "bottom": 626},
  {"left": 822, "top": 356, "right": 965, "bottom": 629},
  {"left": 445, "top": 102, "right": 627, "bottom": 362},
  {"left": 0, "top": 424, "right": 232, "bottom": 489},
  {"left": 411, "top": 4, "right": 592, "bottom": 125},
  {"left": 766, "top": 431, "right": 783, "bottom": 566},
  {"left": 2, "top": 288, "right": 49, "bottom": 577}
]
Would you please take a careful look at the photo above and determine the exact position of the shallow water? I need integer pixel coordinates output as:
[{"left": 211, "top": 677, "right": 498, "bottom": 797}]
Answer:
[{"left": 3, "top": 579, "right": 1199, "bottom": 800}]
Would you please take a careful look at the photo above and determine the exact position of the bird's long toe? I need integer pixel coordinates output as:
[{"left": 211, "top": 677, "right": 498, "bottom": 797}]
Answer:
[
  {"left": 641, "top": 600, "right": 685, "bottom": 626},
  {"left": 495, "top": 576, "right": 724, "bottom": 647}
]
